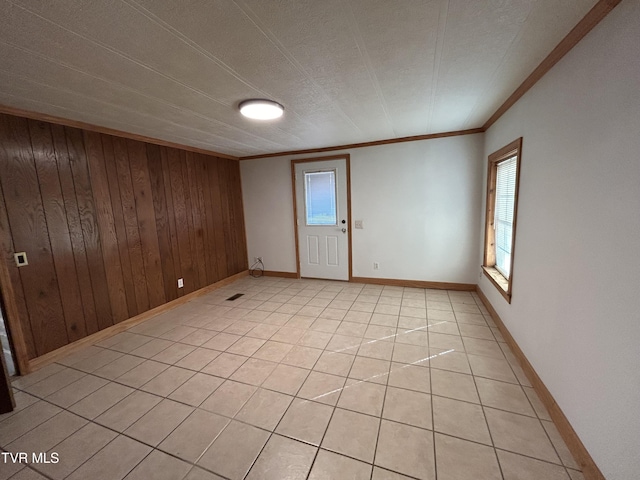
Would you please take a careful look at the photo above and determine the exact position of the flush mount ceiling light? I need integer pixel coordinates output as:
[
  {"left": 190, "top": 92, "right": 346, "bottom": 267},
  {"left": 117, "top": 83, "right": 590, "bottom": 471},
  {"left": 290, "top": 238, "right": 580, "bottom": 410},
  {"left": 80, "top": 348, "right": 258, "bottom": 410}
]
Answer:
[{"left": 239, "top": 99, "right": 284, "bottom": 120}]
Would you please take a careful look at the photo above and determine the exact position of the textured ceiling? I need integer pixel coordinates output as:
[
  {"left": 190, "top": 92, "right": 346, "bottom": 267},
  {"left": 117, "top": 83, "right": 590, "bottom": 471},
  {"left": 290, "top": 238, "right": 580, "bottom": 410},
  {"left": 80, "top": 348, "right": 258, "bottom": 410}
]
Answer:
[{"left": 0, "top": 0, "right": 597, "bottom": 157}]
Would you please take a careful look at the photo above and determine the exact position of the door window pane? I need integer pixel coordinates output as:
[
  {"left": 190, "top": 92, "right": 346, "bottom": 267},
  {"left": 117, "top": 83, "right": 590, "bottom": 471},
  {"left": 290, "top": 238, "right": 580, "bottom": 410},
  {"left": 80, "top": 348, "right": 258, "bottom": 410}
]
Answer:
[{"left": 305, "top": 170, "right": 337, "bottom": 225}]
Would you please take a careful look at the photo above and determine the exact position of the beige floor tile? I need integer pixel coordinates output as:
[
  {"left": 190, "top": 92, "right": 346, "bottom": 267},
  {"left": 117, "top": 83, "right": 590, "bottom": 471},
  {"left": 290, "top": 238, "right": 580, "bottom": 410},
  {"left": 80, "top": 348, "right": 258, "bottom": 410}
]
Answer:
[
  {"left": 338, "top": 379, "right": 386, "bottom": 417},
  {"left": 71, "top": 349, "right": 124, "bottom": 373},
  {"left": 184, "top": 467, "right": 225, "bottom": 480},
  {"left": 140, "top": 366, "right": 195, "bottom": 397},
  {"left": 358, "top": 340, "right": 394, "bottom": 361},
  {"left": 151, "top": 343, "right": 196, "bottom": 365},
  {"left": 125, "top": 399, "right": 193, "bottom": 446},
  {"left": 475, "top": 377, "right": 536, "bottom": 416},
  {"left": 224, "top": 321, "right": 256, "bottom": 336},
  {"left": 427, "top": 301, "right": 453, "bottom": 311},
  {"left": 497, "top": 449, "right": 571, "bottom": 480},
  {"left": 179, "top": 329, "right": 216, "bottom": 347},
  {"left": 383, "top": 386, "right": 432, "bottom": 429},
  {"left": 485, "top": 408, "right": 560, "bottom": 463},
  {"left": 198, "top": 421, "right": 270, "bottom": 480},
  {"left": 396, "top": 329, "right": 429, "bottom": 346},
  {"left": 270, "top": 326, "right": 306, "bottom": 344},
  {"left": 336, "top": 321, "right": 368, "bottom": 337},
  {"left": 375, "top": 419, "right": 435, "bottom": 480},
  {"left": 542, "top": 420, "right": 580, "bottom": 469},
  {"left": 427, "top": 310, "right": 456, "bottom": 322},
  {"left": 297, "top": 331, "right": 333, "bottom": 349},
  {"left": 262, "top": 364, "right": 309, "bottom": 395},
  {"left": 313, "top": 351, "right": 355, "bottom": 377},
  {"left": 45, "top": 374, "right": 108, "bottom": 408},
  {"left": 235, "top": 388, "right": 293, "bottom": 430},
  {"left": 66, "top": 435, "right": 151, "bottom": 480},
  {"left": 387, "top": 363, "right": 430, "bottom": 393},
  {"left": 160, "top": 325, "right": 198, "bottom": 342},
  {"left": 93, "top": 355, "right": 146, "bottom": 380},
  {"left": 430, "top": 369, "right": 479, "bottom": 403},
  {"left": 458, "top": 324, "right": 494, "bottom": 340},
  {"left": 24, "top": 368, "right": 86, "bottom": 398},
  {"left": 435, "top": 433, "right": 502, "bottom": 480},
  {"left": 265, "top": 312, "right": 294, "bottom": 326},
  {"left": 428, "top": 348, "right": 471, "bottom": 374},
  {"left": 463, "top": 337, "right": 505, "bottom": 359},
  {"left": 0, "top": 401, "right": 61, "bottom": 445},
  {"left": 374, "top": 304, "right": 401, "bottom": 315},
  {"left": 130, "top": 338, "right": 174, "bottom": 358},
  {"left": 427, "top": 321, "right": 460, "bottom": 336},
  {"left": 169, "top": 372, "right": 224, "bottom": 406},
  {"left": 116, "top": 360, "right": 169, "bottom": 388},
  {"left": 322, "top": 408, "right": 380, "bottom": 463},
  {"left": 285, "top": 315, "right": 316, "bottom": 330},
  {"left": 252, "top": 341, "right": 294, "bottom": 362},
  {"left": 428, "top": 332, "right": 464, "bottom": 351},
  {"left": 369, "top": 313, "right": 399, "bottom": 327},
  {"left": 298, "top": 371, "right": 346, "bottom": 406},
  {"left": 319, "top": 309, "right": 347, "bottom": 321},
  {"left": 124, "top": 450, "right": 190, "bottom": 480},
  {"left": 246, "top": 323, "right": 280, "bottom": 340},
  {"left": 68, "top": 382, "right": 133, "bottom": 419},
  {"left": 372, "top": 466, "right": 415, "bottom": 479},
  {"left": 39, "top": 423, "right": 117, "bottom": 480},
  {"left": 454, "top": 312, "right": 487, "bottom": 325},
  {"left": 0, "top": 463, "right": 27, "bottom": 480},
  {"left": 276, "top": 398, "right": 333, "bottom": 445},
  {"left": 0, "top": 391, "right": 38, "bottom": 421},
  {"left": 202, "top": 332, "right": 242, "bottom": 351},
  {"left": 348, "top": 357, "right": 390, "bottom": 384},
  {"left": 200, "top": 380, "right": 257, "bottom": 417},
  {"left": 9, "top": 468, "right": 49, "bottom": 480},
  {"left": 201, "top": 352, "right": 247, "bottom": 378},
  {"left": 453, "top": 303, "right": 481, "bottom": 314},
  {"left": 7, "top": 410, "right": 86, "bottom": 455},
  {"left": 350, "top": 302, "right": 376, "bottom": 314},
  {"left": 567, "top": 469, "right": 585, "bottom": 480},
  {"left": 523, "top": 386, "right": 552, "bottom": 421},
  {"left": 95, "top": 390, "right": 161, "bottom": 432},
  {"left": 175, "top": 348, "right": 221, "bottom": 371},
  {"left": 230, "top": 358, "right": 277, "bottom": 386},
  {"left": 365, "top": 325, "right": 397, "bottom": 341},
  {"left": 325, "top": 334, "right": 361, "bottom": 353},
  {"left": 246, "top": 434, "right": 316, "bottom": 480},
  {"left": 308, "top": 449, "right": 372, "bottom": 480},
  {"left": 432, "top": 395, "right": 492, "bottom": 444},
  {"left": 159, "top": 409, "right": 229, "bottom": 462},
  {"left": 468, "top": 354, "right": 518, "bottom": 383},
  {"left": 391, "top": 343, "right": 430, "bottom": 366},
  {"left": 226, "top": 337, "right": 266, "bottom": 356},
  {"left": 398, "top": 316, "right": 428, "bottom": 329}
]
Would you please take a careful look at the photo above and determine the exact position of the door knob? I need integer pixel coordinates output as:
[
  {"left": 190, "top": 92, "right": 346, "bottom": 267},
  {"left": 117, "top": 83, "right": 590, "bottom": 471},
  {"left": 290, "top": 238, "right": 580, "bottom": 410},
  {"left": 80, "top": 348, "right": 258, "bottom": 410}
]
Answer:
[{"left": 341, "top": 228, "right": 347, "bottom": 233}]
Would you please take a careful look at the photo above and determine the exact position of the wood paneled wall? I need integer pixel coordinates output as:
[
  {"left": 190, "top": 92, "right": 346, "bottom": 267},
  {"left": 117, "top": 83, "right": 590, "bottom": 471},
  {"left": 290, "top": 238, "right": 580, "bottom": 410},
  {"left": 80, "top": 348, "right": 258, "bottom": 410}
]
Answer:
[{"left": 0, "top": 113, "right": 247, "bottom": 360}]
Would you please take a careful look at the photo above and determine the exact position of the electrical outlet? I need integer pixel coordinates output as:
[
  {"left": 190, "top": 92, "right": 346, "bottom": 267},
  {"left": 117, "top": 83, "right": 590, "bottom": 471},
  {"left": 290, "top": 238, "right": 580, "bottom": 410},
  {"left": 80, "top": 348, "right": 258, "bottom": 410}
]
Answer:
[
  {"left": 355, "top": 220, "right": 363, "bottom": 229},
  {"left": 255, "top": 256, "right": 263, "bottom": 262},
  {"left": 373, "top": 262, "right": 379, "bottom": 270},
  {"left": 177, "top": 278, "right": 184, "bottom": 288}
]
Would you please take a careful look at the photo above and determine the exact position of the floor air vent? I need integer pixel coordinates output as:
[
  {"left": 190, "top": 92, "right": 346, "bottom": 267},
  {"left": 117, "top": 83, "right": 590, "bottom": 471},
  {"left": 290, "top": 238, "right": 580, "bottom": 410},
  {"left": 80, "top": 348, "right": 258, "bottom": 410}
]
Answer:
[{"left": 226, "top": 293, "right": 244, "bottom": 301}]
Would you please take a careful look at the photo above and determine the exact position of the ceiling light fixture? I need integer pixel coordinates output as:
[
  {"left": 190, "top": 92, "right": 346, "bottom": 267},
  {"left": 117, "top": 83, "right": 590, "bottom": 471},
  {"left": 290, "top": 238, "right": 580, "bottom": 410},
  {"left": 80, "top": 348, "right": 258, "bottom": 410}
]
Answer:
[{"left": 239, "top": 99, "right": 284, "bottom": 120}]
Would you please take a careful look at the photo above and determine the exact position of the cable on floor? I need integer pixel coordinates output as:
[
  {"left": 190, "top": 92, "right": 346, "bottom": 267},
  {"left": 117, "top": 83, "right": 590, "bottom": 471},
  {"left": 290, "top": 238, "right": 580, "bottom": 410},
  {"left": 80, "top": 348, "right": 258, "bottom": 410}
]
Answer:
[{"left": 249, "top": 258, "right": 265, "bottom": 278}]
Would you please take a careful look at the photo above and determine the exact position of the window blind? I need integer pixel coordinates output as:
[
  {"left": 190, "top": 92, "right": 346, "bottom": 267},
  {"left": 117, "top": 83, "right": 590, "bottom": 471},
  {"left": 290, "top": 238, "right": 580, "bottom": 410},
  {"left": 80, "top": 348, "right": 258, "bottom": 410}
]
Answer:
[{"left": 494, "top": 156, "right": 517, "bottom": 278}]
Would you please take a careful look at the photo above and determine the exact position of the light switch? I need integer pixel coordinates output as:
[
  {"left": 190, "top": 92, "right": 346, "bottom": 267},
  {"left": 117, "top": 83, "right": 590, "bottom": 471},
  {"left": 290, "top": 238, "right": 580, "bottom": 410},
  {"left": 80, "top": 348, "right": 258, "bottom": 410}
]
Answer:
[
  {"left": 354, "top": 220, "right": 363, "bottom": 229},
  {"left": 14, "top": 252, "right": 28, "bottom": 267}
]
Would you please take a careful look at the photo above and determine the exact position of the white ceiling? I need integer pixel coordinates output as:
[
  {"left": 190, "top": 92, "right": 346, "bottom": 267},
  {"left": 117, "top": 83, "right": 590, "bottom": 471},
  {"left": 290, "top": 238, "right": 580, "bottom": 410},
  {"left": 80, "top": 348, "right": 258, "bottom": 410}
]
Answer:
[{"left": 0, "top": 0, "right": 597, "bottom": 157}]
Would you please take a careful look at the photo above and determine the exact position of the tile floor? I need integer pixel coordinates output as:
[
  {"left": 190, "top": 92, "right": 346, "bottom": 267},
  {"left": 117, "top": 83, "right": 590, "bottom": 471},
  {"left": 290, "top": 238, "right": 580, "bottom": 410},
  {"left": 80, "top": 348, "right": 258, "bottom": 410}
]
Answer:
[{"left": 1, "top": 277, "right": 584, "bottom": 480}]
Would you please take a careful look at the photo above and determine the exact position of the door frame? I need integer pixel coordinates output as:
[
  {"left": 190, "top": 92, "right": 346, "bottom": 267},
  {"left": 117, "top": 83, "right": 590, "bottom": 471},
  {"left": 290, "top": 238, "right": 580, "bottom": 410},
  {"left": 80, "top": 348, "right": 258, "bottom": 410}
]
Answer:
[
  {"left": 291, "top": 154, "right": 352, "bottom": 281},
  {"left": 0, "top": 253, "right": 30, "bottom": 375}
]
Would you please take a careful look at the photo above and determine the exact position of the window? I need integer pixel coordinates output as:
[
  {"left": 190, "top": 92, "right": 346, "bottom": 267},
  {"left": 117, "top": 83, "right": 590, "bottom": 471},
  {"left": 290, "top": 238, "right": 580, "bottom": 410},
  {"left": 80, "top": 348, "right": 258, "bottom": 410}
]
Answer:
[
  {"left": 304, "top": 170, "right": 337, "bottom": 225},
  {"left": 483, "top": 138, "right": 522, "bottom": 302}
]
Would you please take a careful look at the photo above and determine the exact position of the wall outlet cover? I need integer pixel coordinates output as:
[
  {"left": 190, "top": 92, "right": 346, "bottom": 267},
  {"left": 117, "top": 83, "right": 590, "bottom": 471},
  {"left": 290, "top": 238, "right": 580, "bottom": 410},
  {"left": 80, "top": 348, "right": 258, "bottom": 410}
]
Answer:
[
  {"left": 355, "top": 220, "right": 363, "bottom": 229},
  {"left": 177, "top": 278, "right": 184, "bottom": 288}
]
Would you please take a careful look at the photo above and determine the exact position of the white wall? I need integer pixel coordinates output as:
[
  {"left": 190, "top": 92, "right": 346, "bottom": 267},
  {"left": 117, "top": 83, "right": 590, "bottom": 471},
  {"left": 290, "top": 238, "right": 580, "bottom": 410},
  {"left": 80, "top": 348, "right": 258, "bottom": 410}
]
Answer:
[
  {"left": 241, "top": 133, "right": 484, "bottom": 283},
  {"left": 479, "top": 2, "right": 640, "bottom": 479}
]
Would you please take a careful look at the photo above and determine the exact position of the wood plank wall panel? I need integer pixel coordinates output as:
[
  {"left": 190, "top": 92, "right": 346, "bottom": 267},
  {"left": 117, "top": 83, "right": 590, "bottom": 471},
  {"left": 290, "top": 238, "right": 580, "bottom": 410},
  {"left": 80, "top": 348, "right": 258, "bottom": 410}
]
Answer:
[{"left": 0, "top": 113, "right": 248, "bottom": 361}]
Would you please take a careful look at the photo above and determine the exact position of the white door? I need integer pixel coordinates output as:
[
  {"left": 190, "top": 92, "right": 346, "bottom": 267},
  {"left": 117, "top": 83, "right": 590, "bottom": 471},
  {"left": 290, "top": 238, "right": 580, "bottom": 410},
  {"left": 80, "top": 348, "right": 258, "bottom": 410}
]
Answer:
[{"left": 295, "top": 158, "right": 349, "bottom": 280}]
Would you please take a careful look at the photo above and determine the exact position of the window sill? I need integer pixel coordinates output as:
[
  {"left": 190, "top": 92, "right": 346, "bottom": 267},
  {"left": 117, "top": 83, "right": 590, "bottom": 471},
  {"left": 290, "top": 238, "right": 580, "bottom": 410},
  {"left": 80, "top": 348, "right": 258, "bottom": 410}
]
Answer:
[{"left": 482, "top": 266, "right": 512, "bottom": 303}]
